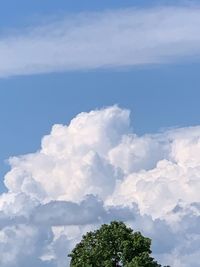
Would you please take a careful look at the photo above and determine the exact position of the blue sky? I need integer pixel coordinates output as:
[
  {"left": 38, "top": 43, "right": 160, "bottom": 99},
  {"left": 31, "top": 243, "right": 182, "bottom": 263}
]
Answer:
[
  {"left": 1, "top": 1, "right": 200, "bottom": 267},
  {"left": 0, "top": 0, "right": 153, "bottom": 29},
  {"left": 0, "top": 0, "right": 187, "bottom": 28},
  {"left": 0, "top": 0, "right": 200, "bottom": 186}
]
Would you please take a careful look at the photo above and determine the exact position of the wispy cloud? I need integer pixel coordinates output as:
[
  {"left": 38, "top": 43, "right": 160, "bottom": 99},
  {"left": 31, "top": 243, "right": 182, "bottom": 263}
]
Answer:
[{"left": 1, "top": 6, "right": 200, "bottom": 77}]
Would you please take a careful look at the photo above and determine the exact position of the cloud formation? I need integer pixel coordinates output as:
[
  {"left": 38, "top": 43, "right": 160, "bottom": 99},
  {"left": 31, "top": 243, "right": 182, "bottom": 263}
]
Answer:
[
  {"left": 1, "top": 106, "right": 200, "bottom": 266},
  {"left": 1, "top": 6, "right": 200, "bottom": 77}
]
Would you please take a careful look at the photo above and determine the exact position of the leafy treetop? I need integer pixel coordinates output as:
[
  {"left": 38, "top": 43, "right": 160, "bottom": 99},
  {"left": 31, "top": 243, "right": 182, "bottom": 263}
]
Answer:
[{"left": 68, "top": 221, "right": 170, "bottom": 267}]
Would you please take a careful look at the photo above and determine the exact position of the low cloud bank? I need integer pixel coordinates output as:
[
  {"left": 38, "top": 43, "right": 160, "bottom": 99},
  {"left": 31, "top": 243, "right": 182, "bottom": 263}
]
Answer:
[{"left": 1, "top": 106, "right": 200, "bottom": 266}]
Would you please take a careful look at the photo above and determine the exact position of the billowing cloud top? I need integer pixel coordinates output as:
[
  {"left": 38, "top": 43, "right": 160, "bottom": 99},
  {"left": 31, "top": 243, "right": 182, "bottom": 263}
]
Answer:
[
  {"left": 1, "top": 6, "right": 200, "bottom": 77},
  {"left": 1, "top": 106, "right": 200, "bottom": 266}
]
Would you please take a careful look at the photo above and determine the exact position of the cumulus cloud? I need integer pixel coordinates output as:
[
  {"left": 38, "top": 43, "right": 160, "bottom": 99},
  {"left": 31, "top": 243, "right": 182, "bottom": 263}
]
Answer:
[
  {"left": 1, "top": 5, "right": 200, "bottom": 77},
  {"left": 1, "top": 105, "right": 200, "bottom": 266}
]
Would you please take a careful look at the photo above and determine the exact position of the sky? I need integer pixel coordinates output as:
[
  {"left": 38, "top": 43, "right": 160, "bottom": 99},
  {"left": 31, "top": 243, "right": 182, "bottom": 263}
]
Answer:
[{"left": 1, "top": 1, "right": 200, "bottom": 267}]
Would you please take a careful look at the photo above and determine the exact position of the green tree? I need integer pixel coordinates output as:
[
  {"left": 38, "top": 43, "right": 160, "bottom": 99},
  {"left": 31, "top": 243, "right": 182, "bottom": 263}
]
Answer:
[{"left": 68, "top": 221, "right": 169, "bottom": 267}]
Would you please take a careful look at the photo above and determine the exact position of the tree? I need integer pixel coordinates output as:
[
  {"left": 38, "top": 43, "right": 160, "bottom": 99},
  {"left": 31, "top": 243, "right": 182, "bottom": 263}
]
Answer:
[{"left": 68, "top": 221, "right": 169, "bottom": 267}]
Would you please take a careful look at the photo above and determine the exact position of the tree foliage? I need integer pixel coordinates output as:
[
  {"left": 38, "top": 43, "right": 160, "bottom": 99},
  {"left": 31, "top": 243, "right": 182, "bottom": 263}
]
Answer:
[{"left": 68, "top": 221, "right": 169, "bottom": 267}]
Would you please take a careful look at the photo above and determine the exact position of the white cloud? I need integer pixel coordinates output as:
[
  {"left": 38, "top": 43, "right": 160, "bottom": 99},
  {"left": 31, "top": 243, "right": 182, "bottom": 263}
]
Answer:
[
  {"left": 1, "top": 6, "right": 200, "bottom": 77},
  {"left": 1, "top": 106, "right": 200, "bottom": 266}
]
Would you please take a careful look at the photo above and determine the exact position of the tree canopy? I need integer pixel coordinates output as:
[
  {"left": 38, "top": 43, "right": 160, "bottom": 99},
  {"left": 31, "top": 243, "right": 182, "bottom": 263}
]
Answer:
[{"left": 68, "top": 221, "right": 169, "bottom": 267}]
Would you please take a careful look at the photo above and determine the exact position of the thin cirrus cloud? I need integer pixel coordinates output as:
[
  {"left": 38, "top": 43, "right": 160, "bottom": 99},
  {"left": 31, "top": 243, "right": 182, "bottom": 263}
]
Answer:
[
  {"left": 1, "top": 106, "right": 200, "bottom": 266},
  {"left": 1, "top": 5, "right": 200, "bottom": 77}
]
